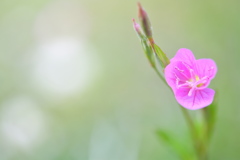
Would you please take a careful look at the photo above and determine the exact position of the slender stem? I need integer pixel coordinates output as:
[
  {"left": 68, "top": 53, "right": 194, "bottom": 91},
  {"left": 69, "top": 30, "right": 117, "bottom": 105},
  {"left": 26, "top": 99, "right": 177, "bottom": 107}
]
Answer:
[
  {"left": 180, "top": 107, "right": 197, "bottom": 140},
  {"left": 153, "top": 64, "right": 198, "bottom": 151},
  {"left": 152, "top": 65, "right": 209, "bottom": 160},
  {"left": 152, "top": 67, "right": 168, "bottom": 86},
  {"left": 180, "top": 106, "right": 202, "bottom": 160},
  {"left": 201, "top": 109, "right": 209, "bottom": 143},
  {"left": 152, "top": 64, "right": 195, "bottom": 137},
  {"left": 199, "top": 109, "right": 209, "bottom": 160}
]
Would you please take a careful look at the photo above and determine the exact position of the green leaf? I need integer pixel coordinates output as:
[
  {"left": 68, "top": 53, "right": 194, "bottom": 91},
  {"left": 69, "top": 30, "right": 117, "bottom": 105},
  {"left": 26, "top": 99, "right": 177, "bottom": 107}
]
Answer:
[
  {"left": 153, "top": 44, "right": 170, "bottom": 68},
  {"left": 156, "top": 130, "right": 195, "bottom": 160}
]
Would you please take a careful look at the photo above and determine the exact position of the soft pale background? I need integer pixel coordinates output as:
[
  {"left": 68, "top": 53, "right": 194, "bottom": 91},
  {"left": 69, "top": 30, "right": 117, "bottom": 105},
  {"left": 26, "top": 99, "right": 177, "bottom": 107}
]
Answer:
[{"left": 0, "top": 0, "right": 239, "bottom": 159}]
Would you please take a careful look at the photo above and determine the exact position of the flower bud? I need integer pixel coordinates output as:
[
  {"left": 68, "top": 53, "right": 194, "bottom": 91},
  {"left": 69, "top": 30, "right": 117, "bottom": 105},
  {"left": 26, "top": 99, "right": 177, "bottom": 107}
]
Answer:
[
  {"left": 138, "top": 2, "right": 152, "bottom": 39},
  {"left": 132, "top": 19, "right": 144, "bottom": 39}
]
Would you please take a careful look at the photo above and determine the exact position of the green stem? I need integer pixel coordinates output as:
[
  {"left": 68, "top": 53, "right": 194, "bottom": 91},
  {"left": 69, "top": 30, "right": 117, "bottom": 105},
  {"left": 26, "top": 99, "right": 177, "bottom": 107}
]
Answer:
[
  {"left": 180, "top": 107, "right": 195, "bottom": 137},
  {"left": 198, "top": 109, "right": 209, "bottom": 160},
  {"left": 180, "top": 107, "right": 198, "bottom": 143},
  {"left": 152, "top": 67, "right": 168, "bottom": 86},
  {"left": 152, "top": 65, "right": 209, "bottom": 160},
  {"left": 152, "top": 66, "right": 195, "bottom": 138},
  {"left": 180, "top": 107, "right": 206, "bottom": 160}
]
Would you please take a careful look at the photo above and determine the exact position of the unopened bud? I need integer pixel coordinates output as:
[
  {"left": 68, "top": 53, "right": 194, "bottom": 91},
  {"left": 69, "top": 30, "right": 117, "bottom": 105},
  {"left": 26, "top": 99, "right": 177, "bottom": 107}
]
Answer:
[
  {"left": 132, "top": 19, "right": 144, "bottom": 38},
  {"left": 138, "top": 2, "right": 152, "bottom": 38}
]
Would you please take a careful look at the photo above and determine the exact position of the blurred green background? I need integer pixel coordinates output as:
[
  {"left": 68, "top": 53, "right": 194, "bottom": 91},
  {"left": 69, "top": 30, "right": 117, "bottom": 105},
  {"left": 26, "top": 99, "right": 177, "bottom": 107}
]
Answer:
[{"left": 0, "top": 0, "right": 239, "bottom": 159}]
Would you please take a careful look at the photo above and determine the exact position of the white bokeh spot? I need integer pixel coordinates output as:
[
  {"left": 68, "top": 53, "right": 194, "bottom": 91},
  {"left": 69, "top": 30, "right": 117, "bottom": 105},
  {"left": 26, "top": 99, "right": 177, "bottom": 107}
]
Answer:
[
  {"left": 0, "top": 95, "right": 47, "bottom": 151},
  {"left": 31, "top": 37, "right": 98, "bottom": 98}
]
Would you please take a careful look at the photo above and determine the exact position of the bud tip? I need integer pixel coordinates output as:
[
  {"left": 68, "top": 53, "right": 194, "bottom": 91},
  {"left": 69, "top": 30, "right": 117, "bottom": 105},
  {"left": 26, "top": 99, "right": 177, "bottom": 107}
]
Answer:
[{"left": 132, "top": 18, "right": 141, "bottom": 33}]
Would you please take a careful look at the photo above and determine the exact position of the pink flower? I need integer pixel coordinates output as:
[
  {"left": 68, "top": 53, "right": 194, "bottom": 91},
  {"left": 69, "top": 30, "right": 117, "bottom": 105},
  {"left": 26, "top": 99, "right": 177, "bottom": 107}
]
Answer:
[{"left": 165, "top": 48, "right": 217, "bottom": 110}]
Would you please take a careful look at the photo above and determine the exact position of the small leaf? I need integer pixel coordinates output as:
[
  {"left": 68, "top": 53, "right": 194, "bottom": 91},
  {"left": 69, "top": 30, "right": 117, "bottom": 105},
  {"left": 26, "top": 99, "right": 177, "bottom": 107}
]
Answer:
[{"left": 153, "top": 44, "right": 170, "bottom": 68}]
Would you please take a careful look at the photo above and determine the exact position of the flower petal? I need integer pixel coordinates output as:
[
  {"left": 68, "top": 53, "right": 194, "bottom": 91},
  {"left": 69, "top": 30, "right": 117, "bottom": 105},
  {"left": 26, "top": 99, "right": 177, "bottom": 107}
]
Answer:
[
  {"left": 171, "top": 48, "right": 196, "bottom": 66},
  {"left": 175, "top": 88, "right": 215, "bottom": 110},
  {"left": 194, "top": 59, "right": 217, "bottom": 80},
  {"left": 165, "top": 61, "right": 191, "bottom": 92}
]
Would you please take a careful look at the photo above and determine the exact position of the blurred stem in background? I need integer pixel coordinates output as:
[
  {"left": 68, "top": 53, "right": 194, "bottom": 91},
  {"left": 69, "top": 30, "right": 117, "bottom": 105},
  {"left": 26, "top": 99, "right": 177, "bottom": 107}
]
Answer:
[{"left": 133, "top": 3, "right": 217, "bottom": 160}]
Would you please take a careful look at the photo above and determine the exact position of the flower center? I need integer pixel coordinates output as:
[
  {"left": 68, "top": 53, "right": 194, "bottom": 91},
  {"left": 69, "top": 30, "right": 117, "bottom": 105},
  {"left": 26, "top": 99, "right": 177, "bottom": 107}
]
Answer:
[
  {"left": 195, "top": 76, "right": 204, "bottom": 87},
  {"left": 187, "top": 75, "right": 206, "bottom": 87},
  {"left": 174, "top": 63, "right": 209, "bottom": 96}
]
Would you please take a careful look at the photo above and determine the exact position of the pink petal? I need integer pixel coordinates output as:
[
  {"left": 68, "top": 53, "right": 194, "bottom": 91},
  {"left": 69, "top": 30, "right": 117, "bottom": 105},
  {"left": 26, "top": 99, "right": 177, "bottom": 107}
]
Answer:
[
  {"left": 165, "top": 61, "right": 178, "bottom": 92},
  {"left": 165, "top": 61, "right": 191, "bottom": 92},
  {"left": 175, "top": 88, "right": 215, "bottom": 110},
  {"left": 171, "top": 48, "right": 196, "bottom": 66},
  {"left": 194, "top": 59, "right": 217, "bottom": 80}
]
